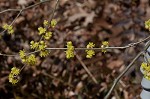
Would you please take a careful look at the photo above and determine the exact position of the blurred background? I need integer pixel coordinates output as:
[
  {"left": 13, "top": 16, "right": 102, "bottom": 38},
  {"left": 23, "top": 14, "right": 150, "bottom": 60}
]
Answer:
[{"left": 0, "top": 0, "right": 149, "bottom": 99}]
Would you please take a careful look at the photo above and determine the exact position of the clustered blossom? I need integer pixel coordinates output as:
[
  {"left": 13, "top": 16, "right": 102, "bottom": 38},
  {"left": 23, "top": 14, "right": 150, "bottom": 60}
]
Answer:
[
  {"left": 50, "top": 19, "right": 57, "bottom": 28},
  {"left": 65, "top": 41, "right": 74, "bottom": 59},
  {"left": 141, "top": 62, "right": 150, "bottom": 80},
  {"left": 43, "top": 20, "right": 49, "bottom": 26},
  {"left": 30, "top": 40, "right": 49, "bottom": 57},
  {"left": 38, "top": 27, "right": 46, "bottom": 35},
  {"left": 19, "top": 50, "right": 37, "bottom": 65},
  {"left": 13, "top": 19, "right": 58, "bottom": 85},
  {"left": 39, "top": 41, "right": 47, "bottom": 50},
  {"left": 38, "top": 19, "right": 56, "bottom": 40},
  {"left": 19, "top": 50, "right": 26, "bottom": 63},
  {"left": 44, "top": 32, "right": 52, "bottom": 40},
  {"left": 86, "top": 42, "right": 95, "bottom": 58},
  {"left": 145, "top": 19, "right": 150, "bottom": 31},
  {"left": 19, "top": 49, "right": 26, "bottom": 59},
  {"left": 2, "top": 23, "right": 14, "bottom": 34},
  {"left": 30, "top": 41, "right": 39, "bottom": 50},
  {"left": 101, "top": 41, "right": 109, "bottom": 53},
  {"left": 9, "top": 67, "right": 20, "bottom": 84},
  {"left": 43, "top": 19, "right": 57, "bottom": 28},
  {"left": 26, "top": 54, "right": 37, "bottom": 65},
  {"left": 30, "top": 19, "right": 58, "bottom": 58},
  {"left": 40, "top": 50, "right": 49, "bottom": 57}
]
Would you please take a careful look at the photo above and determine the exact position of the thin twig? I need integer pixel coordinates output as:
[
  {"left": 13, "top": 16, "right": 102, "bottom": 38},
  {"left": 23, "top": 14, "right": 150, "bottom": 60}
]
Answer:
[
  {"left": 0, "top": 0, "right": 60, "bottom": 57},
  {"left": 104, "top": 51, "right": 144, "bottom": 99},
  {"left": 0, "top": 9, "right": 20, "bottom": 14},
  {"left": 49, "top": 0, "right": 60, "bottom": 22},
  {"left": 1, "top": 33, "right": 149, "bottom": 57},
  {"left": 120, "top": 35, "right": 150, "bottom": 49},
  {"left": 75, "top": 53, "right": 98, "bottom": 84},
  {"left": 0, "top": 0, "right": 51, "bottom": 14},
  {"left": 20, "top": 64, "right": 26, "bottom": 72},
  {"left": 39, "top": 0, "right": 59, "bottom": 42},
  {"left": 0, "top": 0, "right": 51, "bottom": 35},
  {"left": 0, "top": 43, "right": 149, "bottom": 57},
  {"left": 0, "top": 53, "right": 18, "bottom": 57},
  {"left": 0, "top": 49, "right": 40, "bottom": 57},
  {"left": 45, "top": 36, "right": 150, "bottom": 50}
]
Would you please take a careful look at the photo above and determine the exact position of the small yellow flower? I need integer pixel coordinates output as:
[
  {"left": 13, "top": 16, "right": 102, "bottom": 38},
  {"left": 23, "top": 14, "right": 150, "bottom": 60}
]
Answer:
[
  {"left": 44, "top": 32, "right": 52, "bottom": 40},
  {"left": 145, "top": 19, "right": 150, "bottom": 30},
  {"left": 9, "top": 73, "right": 19, "bottom": 84},
  {"left": 19, "top": 49, "right": 27, "bottom": 63},
  {"left": 22, "top": 58, "right": 26, "bottom": 63},
  {"left": 38, "top": 41, "right": 47, "bottom": 51},
  {"left": 65, "top": 50, "right": 74, "bottom": 59},
  {"left": 30, "top": 41, "right": 39, "bottom": 50},
  {"left": 50, "top": 19, "right": 57, "bottom": 28},
  {"left": 11, "top": 67, "right": 20, "bottom": 75},
  {"left": 144, "top": 71, "right": 150, "bottom": 80},
  {"left": 43, "top": 20, "right": 49, "bottom": 26},
  {"left": 39, "top": 50, "right": 49, "bottom": 57},
  {"left": 141, "top": 62, "right": 148, "bottom": 70},
  {"left": 141, "top": 62, "right": 150, "bottom": 80},
  {"left": 65, "top": 41, "right": 74, "bottom": 59},
  {"left": 101, "top": 41, "right": 109, "bottom": 53},
  {"left": 2, "top": 23, "right": 14, "bottom": 35},
  {"left": 9, "top": 67, "right": 20, "bottom": 84},
  {"left": 66, "top": 41, "right": 73, "bottom": 47},
  {"left": 86, "top": 42, "right": 95, "bottom": 58},
  {"left": 38, "top": 27, "right": 46, "bottom": 35},
  {"left": 7, "top": 25, "right": 13, "bottom": 30},
  {"left": 19, "top": 50, "right": 26, "bottom": 59},
  {"left": 87, "top": 42, "right": 95, "bottom": 48},
  {"left": 86, "top": 50, "right": 95, "bottom": 58},
  {"left": 26, "top": 54, "right": 36, "bottom": 65},
  {"left": 8, "top": 29, "right": 14, "bottom": 34},
  {"left": 2, "top": 24, "right": 9, "bottom": 30}
]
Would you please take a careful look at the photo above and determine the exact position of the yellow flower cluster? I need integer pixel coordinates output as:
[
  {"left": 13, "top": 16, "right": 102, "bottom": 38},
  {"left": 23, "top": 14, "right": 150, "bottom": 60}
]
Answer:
[
  {"left": 40, "top": 50, "right": 49, "bottom": 57},
  {"left": 19, "top": 49, "right": 26, "bottom": 59},
  {"left": 65, "top": 41, "right": 74, "bottom": 59},
  {"left": 44, "top": 32, "right": 52, "bottom": 40},
  {"left": 145, "top": 19, "right": 150, "bottom": 31},
  {"left": 30, "top": 41, "right": 49, "bottom": 57},
  {"left": 101, "top": 41, "right": 109, "bottom": 53},
  {"left": 38, "top": 27, "right": 46, "bottom": 35},
  {"left": 9, "top": 67, "right": 20, "bottom": 84},
  {"left": 43, "top": 20, "right": 49, "bottom": 26},
  {"left": 19, "top": 50, "right": 37, "bottom": 65},
  {"left": 26, "top": 54, "right": 36, "bottom": 65},
  {"left": 19, "top": 50, "right": 26, "bottom": 63},
  {"left": 30, "top": 41, "right": 39, "bottom": 49},
  {"left": 86, "top": 42, "right": 95, "bottom": 58},
  {"left": 8, "top": 19, "right": 58, "bottom": 84},
  {"left": 38, "top": 41, "right": 49, "bottom": 57},
  {"left": 38, "top": 20, "right": 54, "bottom": 40},
  {"left": 2, "top": 23, "right": 14, "bottom": 34},
  {"left": 51, "top": 19, "right": 57, "bottom": 28},
  {"left": 38, "top": 41, "right": 47, "bottom": 50},
  {"left": 141, "top": 62, "right": 150, "bottom": 80},
  {"left": 43, "top": 19, "right": 57, "bottom": 28}
]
